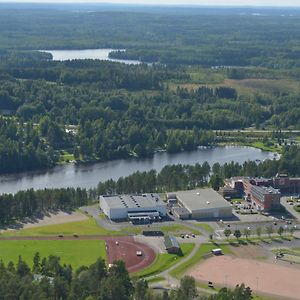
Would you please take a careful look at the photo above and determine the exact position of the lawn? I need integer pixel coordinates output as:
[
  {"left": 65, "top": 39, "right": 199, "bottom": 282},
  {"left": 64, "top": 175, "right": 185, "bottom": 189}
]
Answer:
[
  {"left": 132, "top": 243, "right": 195, "bottom": 278},
  {"left": 118, "top": 223, "right": 201, "bottom": 236},
  {"left": 158, "top": 224, "right": 200, "bottom": 236},
  {"left": 193, "top": 223, "right": 214, "bottom": 233},
  {"left": 1, "top": 218, "right": 122, "bottom": 237},
  {"left": 170, "top": 243, "right": 231, "bottom": 279},
  {"left": 59, "top": 150, "right": 75, "bottom": 163},
  {"left": 0, "top": 240, "right": 106, "bottom": 270},
  {"left": 246, "top": 141, "right": 282, "bottom": 153},
  {"left": 293, "top": 205, "right": 300, "bottom": 213}
]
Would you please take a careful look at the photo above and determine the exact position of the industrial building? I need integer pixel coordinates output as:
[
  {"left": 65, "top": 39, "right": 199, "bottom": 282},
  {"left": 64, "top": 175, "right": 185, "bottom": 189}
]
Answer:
[
  {"left": 171, "top": 188, "right": 233, "bottom": 220},
  {"left": 100, "top": 193, "right": 167, "bottom": 221}
]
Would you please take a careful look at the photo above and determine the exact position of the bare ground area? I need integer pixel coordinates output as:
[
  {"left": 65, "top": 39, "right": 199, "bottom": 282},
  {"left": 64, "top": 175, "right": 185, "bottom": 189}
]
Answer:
[
  {"left": 229, "top": 244, "right": 269, "bottom": 260},
  {"left": 189, "top": 256, "right": 300, "bottom": 300},
  {"left": 0, "top": 211, "right": 88, "bottom": 233}
]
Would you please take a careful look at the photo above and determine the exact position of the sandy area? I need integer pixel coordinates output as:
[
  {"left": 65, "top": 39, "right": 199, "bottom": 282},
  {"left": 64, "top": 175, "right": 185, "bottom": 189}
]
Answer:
[
  {"left": 1, "top": 211, "right": 88, "bottom": 233},
  {"left": 229, "top": 245, "right": 269, "bottom": 260},
  {"left": 189, "top": 256, "right": 300, "bottom": 300}
]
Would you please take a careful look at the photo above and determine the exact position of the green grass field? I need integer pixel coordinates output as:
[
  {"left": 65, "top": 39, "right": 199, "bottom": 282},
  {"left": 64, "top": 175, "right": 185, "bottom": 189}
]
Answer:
[
  {"left": 59, "top": 150, "right": 75, "bottom": 163},
  {"left": 0, "top": 240, "right": 106, "bottom": 270},
  {"left": 193, "top": 223, "right": 214, "bottom": 233},
  {"left": 170, "top": 243, "right": 231, "bottom": 279},
  {"left": 158, "top": 224, "right": 200, "bottom": 236},
  {"left": 132, "top": 243, "right": 195, "bottom": 278},
  {"left": 121, "top": 223, "right": 201, "bottom": 236},
  {"left": 1, "top": 218, "right": 122, "bottom": 237}
]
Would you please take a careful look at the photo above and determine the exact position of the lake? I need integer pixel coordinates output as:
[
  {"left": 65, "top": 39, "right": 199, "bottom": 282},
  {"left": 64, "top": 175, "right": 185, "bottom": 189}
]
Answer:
[
  {"left": 40, "top": 48, "right": 141, "bottom": 64},
  {"left": 0, "top": 146, "right": 277, "bottom": 194}
]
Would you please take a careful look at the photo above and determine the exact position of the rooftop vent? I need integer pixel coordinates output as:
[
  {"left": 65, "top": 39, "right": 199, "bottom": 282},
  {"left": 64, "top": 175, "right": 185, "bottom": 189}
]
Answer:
[{"left": 206, "top": 201, "right": 210, "bottom": 204}]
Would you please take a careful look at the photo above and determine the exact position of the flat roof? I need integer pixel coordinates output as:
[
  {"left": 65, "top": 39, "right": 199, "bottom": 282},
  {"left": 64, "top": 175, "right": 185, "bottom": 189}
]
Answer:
[
  {"left": 175, "top": 188, "right": 232, "bottom": 212},
  {"left": 172, "top": 206, "right": 191, "bottom": 216},
  {"left": 101, "top": 193, "right": 165, "bottom": 210},
  {"left": 252, "top": 185, "right": 281, "bottom": 195},
  {"left": 164, "top": 235, "right": 180, "bottom": 249}
]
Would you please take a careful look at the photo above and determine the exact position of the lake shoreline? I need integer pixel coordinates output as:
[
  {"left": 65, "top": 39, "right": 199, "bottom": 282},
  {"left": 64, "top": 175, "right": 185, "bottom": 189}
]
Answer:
[{"left": 0, "top": 145, "right": 277, "bottom": 195}]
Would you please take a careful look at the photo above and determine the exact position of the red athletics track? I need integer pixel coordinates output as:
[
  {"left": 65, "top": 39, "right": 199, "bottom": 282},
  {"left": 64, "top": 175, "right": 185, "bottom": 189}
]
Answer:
[{"left": 104, "top": 237, "right": 156, "bottom": 273}]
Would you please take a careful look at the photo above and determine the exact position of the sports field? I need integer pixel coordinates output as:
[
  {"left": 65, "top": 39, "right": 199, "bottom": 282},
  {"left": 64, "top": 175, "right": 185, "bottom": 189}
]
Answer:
[
  {"left": 189, "top": 256, "right": 300, "bottom": 300},
  {"left": 0, "top": 240, "right": 106, "bottom": 270}
]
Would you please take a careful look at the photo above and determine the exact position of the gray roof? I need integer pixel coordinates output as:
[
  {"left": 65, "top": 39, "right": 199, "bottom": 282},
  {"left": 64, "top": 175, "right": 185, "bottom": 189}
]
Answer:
[
  {"left": 172, "top": 207, "right": 191, "bottom": 216},
  {"left": 164, "top": 235, "right": 180, "bottom": 249},
  {"left": 175, "top": 188, "right": 232, "bottom": 212},
  {"left": 100, "top": 193, "right": 165, "bottom": 209},
  {"left": 252, "top": 185, "right": 281, "bottom": 195}
]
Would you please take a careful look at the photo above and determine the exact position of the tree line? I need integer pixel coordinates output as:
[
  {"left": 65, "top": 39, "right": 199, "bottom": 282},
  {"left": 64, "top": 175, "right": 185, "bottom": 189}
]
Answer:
[
  {"left": 0, "top": 252, "right": 253, "bottom": 300},
  {"left": 0, "top": 188, "right": 91, "bottom": 225},
  {"left": 96, "top": 145, "right": 300, "bottom": 195}
]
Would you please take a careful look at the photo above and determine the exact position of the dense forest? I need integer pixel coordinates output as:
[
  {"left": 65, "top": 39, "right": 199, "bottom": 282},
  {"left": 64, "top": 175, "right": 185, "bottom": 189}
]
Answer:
[
  {"left": 0, "top": 5, "right": 300, "bottom": 68},
  {"left": 0, "top": 253, "right": 253, "bottom": 300},
  {"left": 0, "top": 5, "right": 300, "bottom": 174}
]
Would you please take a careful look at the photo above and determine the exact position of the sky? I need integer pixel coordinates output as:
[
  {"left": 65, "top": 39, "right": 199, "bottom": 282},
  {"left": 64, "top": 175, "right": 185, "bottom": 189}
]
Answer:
[{"left": 0, "top": 0, "right": 300, "bottom": 7}]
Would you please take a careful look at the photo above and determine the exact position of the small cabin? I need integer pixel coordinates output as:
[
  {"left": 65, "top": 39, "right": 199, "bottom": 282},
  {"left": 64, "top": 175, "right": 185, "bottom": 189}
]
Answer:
[{"left": 164, "top": 235, "right": 181, "bottom": 254}]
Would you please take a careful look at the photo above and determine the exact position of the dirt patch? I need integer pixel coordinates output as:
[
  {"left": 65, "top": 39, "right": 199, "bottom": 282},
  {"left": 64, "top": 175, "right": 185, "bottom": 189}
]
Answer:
[
  {"left": 0, "top": 211, "right": 88, "bottom": 233},
  {"left": 189, "top": 255, "right": 300, "bottom": 300},
  {"left": 229, "top": 245, "right": 269, "bottom": 260},
  {"left": 104, "top": 237, "right": 156, "bottom": 273}
]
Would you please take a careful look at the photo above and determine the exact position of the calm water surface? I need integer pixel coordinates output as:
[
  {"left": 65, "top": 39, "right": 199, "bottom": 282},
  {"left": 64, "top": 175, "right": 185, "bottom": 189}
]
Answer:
[
  {"left": 0, "top": 146, "right": 277, "bottom": 194},
  {"left": 40, "top": 49, "right": 141, "bottom": 64}
]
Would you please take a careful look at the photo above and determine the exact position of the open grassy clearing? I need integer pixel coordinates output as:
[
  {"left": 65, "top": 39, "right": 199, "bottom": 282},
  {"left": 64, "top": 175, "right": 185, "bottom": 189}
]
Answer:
[
  {"left": 1, "top": 216, "right": 201, "bottom": 238},
  {"left": 170, "top": 243, "right": 231, "bottom": 279},
  {"left": 293, "top": 205, "right": 300, "bottom": 213},
  {"left": 192, "top": 223, "right": 214, "bottom": 233},
  {"left": 123, "top": 223, "right": 201, "bottom": 236},
  {"left": 158, "top": 224, "right": 200, "bottom": 236},
  {"left": 58, "top": 150, "right": 75, "bottom": 163},
  {"left": 169, "top": 75, "right": 300, "bottom": 98},
  {"left": 132, "top": 243, "right": 195, "bottom": 279},
  {"left": 146, "top": 276, "right": 166, "bottom": 284},
  {"left": 0, "top": 240, "right": 106, "bottom": 270},
  {"left": 247, "top": 141, "right": 282, "bottom": 153},
  {"left": 226, "top": 234, "right": 294, "bottom": 245},
  {"left": 1, "top": 218, "right": 122, "bottom": 237}
]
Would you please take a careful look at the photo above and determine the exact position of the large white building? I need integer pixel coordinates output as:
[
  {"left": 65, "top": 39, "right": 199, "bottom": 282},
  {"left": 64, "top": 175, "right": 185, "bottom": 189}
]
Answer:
[
  {"left": 173, "top": 188, "right": 232, "bottom": 220},
  {"left": 100, "top": 193, "right": 167, "bottom": 221}
]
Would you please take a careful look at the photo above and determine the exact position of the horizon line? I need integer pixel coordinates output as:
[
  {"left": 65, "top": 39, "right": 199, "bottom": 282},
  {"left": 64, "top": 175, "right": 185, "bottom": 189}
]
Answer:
[{"left": 0, "top": 2, "right": 299, "bottom": 8}]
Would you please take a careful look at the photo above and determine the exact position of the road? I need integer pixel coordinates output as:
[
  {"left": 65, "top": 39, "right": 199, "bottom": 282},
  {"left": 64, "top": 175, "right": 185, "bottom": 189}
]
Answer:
[
  {"left": 215, "top": 130, "right": 300, "bottom": 134},
  {"left": 148, "top": 243, "right": 216, "bottom": 296}
]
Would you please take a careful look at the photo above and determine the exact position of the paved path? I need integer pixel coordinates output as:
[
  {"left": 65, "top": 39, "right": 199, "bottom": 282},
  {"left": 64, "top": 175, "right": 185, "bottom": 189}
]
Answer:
[
  {"left": 80, "top": 206, "right": 121, "bottom": 231},
  {"left": 281, "top": 197, "right": 300, "bottom": 222},
  {"left": 147, "top": 242, "right": 216, "bottom": 295}
]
